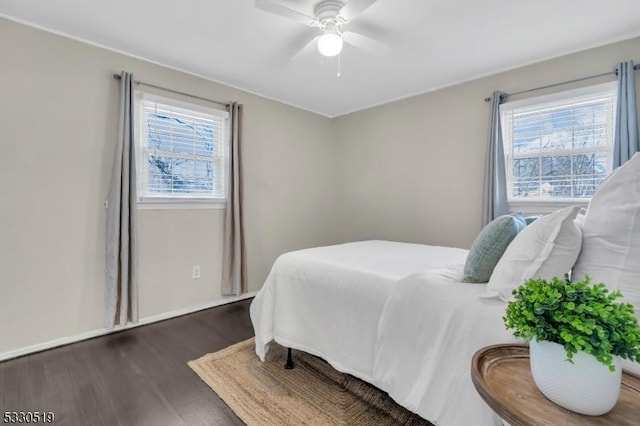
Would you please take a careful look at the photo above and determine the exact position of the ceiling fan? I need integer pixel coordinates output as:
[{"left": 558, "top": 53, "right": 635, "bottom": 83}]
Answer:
[{"left": 255, "top": 0, "right": 388, "bottom": 60}]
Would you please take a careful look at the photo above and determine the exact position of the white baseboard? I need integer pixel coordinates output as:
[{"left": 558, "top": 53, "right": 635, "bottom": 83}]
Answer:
[{"left": 0, "top": 291, "right": 257, "bottom": 362}]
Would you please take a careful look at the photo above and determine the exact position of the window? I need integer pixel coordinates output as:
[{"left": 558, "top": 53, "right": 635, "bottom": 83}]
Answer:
[
  {"left": 500, "top": 82, "right": 617, "bottom": 212},
  {"left": 135, "top": 93, "right": 229, "bottom": 207}
]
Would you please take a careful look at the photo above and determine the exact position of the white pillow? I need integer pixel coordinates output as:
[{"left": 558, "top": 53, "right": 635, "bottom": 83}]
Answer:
[
  {"left": 486, "top": 206, "right": 582, "bottom": 302},
  {"left": 572, "top": 153, "right": 640, "bottom": 316}
]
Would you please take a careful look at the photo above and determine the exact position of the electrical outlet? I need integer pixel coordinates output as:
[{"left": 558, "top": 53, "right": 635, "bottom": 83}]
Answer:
[{"left": 192, "top": 265, "right": 201, "bottom": 279}]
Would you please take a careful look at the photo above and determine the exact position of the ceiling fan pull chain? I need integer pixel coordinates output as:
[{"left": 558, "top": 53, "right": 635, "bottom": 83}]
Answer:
[{"left": 337, "top": 54, "right": 341, "bottom": 77}]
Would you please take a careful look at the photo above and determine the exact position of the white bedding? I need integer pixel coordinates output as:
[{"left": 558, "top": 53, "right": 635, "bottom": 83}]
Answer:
[
  {"left": 250, "top": 240, "right": 515, "bottom": 425},
  {"left": 251, "top": 240, "right": 468, "bottom": 381},
  {"left": 374, "top": 270, "right": 518, "bottom": 425}
]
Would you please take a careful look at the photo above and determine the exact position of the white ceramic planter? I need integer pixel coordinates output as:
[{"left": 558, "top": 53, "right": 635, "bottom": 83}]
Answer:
[{"left": 529, "top": 339, "right": 621, "bottom": 416}]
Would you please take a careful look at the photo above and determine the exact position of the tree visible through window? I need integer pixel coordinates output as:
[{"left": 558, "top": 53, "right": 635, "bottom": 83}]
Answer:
[
  {"left": 500, "top": 82, "right": 617, "bottom": 205},
  {"left": 136, "top": 94, "right": 228, "bottom": 203}
]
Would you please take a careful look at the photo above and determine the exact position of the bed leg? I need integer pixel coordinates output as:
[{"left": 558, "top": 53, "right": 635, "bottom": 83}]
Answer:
[{"left": 284, "top": 347, "right": 294, "bottom": 369}]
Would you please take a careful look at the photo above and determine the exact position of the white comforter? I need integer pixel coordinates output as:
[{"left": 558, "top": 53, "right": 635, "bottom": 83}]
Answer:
[
  {"left": 373, "top": 271, "right": 518, "bottom": 425},
  {"left": 250, "top": 240, "right": 518, "bottom": 425}
]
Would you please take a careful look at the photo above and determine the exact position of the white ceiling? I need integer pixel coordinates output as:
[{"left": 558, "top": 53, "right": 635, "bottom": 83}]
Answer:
[{"left": 1, "top": 0, "right": 640, "bottom": 117}]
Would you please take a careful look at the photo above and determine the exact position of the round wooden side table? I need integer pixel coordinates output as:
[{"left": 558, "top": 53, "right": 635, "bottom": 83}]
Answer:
[{"left": 471, "top": 344, "right": 640, "bottom": 426}]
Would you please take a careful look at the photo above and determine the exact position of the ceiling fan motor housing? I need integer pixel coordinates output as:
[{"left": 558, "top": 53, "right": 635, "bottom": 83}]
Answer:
[{"left": 314, "top": 0, "right": 346, "bottom": 30}]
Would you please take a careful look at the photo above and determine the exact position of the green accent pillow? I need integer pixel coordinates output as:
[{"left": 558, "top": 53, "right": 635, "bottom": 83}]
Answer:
[
  {"left": 524, "top": 215, "right": 542, "bottom": 225},
  {"left": 463, "top": 213, "right": 526, "bottom": 283}
]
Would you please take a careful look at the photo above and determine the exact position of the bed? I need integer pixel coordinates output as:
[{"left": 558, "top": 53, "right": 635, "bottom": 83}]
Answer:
[
  {"left": 251, "top": 154, "right": 640, "bottom": 425},
  {"left": 250, "top": 240, "right": 517, "bottom": 425}
]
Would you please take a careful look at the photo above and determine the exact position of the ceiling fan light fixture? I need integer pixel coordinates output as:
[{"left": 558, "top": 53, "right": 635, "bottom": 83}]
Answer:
[{"left": 317, "top": 32, "right": 343, "bottom": 57}]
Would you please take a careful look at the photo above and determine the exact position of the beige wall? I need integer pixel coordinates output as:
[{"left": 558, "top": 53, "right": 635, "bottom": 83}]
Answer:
[
  {"left": 332, "top": 36, "right": 640, "bottom": 249},
  {"left": 0, "top": 18, "right": 336, "bottom": 354}
]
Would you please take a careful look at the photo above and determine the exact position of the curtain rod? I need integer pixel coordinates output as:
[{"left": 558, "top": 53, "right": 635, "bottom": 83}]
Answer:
[
  {"left": 112, "top": 74, "right": 229, "bottom": 107},
  {"left": 484, "top": 63, "right": 640, "bottom": 102}
]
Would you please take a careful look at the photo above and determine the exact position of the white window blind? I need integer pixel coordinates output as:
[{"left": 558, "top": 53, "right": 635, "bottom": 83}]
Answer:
[
  {"left": 136, "top": 93, "right": 228, "bottom": 204},
  {"left": 500, "top": 82, "right": 617, "bottom": 209}
]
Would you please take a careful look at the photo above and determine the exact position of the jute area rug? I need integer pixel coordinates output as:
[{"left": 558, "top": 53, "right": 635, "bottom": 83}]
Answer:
[{"left": 188, "top": 338, "right": 433, "bottom": 426}]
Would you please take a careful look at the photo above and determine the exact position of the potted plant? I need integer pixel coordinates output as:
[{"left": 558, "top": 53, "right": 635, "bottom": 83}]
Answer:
[{"left": 503, "top": 275, "right": 640, "bottom": 415}]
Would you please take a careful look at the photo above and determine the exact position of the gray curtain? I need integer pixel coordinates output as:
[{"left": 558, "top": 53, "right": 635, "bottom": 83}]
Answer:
[
  {"left": 222, "top": 102, "right": 246, "bottom": 296},
  {"left": 613, "top": 60, "right": 639, "bottom": 168},
  {"left": 105, "top": 71, "right": 138, "bottom": 328},
  {"left": 481, "top": 91, "right": 509, "bottom": 227}
]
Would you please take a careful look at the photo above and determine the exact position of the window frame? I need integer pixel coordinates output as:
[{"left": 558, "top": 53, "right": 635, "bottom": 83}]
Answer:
[
  {"left": 499, "top": 81, "right": 617, "bottom": 214},
  {"left": 134, "top": 91, "right": 230, "bottom": 210}
]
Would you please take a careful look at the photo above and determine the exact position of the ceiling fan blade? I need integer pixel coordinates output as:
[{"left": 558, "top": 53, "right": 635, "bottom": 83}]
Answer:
[
  {"left": 255, "top": 0, "right": 317, "bottom": 26},
  {"left": 339, "top": 0, "right": 379, "bottom": 22},
  {"left": 291, "top": 36, "right": 320, "bottom": 62},
  {"left": 342, "top": 31, "right": 388, "bottom": 55}
]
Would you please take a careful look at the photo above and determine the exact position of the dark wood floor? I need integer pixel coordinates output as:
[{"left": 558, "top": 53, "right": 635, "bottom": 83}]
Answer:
[{"left": 0, "top": 299, "right": 254, "bottom": 426}]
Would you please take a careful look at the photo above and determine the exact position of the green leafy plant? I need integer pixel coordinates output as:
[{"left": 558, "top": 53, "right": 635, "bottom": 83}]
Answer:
[{"left": 504, "top": 275, "right": 640, "bottom": 371}]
